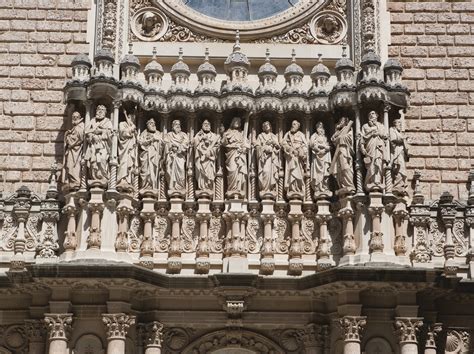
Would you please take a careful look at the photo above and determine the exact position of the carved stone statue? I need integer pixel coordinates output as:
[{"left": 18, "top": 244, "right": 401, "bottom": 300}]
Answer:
[
  {"left": 390, "top": 118, "right": 409, "bottom": 195},
  {"left": 138, "top": 118, "right": 162, "bottom": 193},
  {"left": 117, "top": 109, "right": 137, "bottom": 191},
  {"left": 61, "top": 111, "right": 84, "bottom": 189},
  {"left": 330, "top": 117, "right": 355, "bottom": 194},
  {"left": 360, "top": 111, "right": 388, "bottom": 192},
  {"left": 84, "top": 105, "right": 113, "bottom": 186},
  {"left": 194, "top": 120, "right": 220, "bottom": 196},
  {"left": 282, "top": 120, "right": 307, "bottom": 197},
  {"left": 221, "top": 117, "right": 249, "bottom": 198},
  {"left": 164, "top": 119, "right": 189, "bottom": 197},
  {"left": 256, "top": 121, "right": 280, "bottom": 198},
  {"left": 310, "top": 122, "right": 331, "bottom": 198}
]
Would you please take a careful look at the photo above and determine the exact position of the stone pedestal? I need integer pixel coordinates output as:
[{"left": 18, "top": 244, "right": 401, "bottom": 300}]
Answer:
[
  {"left": 167, "top": 198, "right": 184, "bottom": 274},
  {"left": 316, "top": 199, "right": 334, "bottom": 270},
  {"left": 223, "top": 199, "right": 248, "bottom": 273},
  {"left": 288, "top": 199, "right": 303, "bottom": 275}
]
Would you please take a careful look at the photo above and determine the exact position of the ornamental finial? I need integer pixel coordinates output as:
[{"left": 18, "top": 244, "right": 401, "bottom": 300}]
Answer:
[{"left": 234, "top": 30, "right": 241, "bottom": 52}]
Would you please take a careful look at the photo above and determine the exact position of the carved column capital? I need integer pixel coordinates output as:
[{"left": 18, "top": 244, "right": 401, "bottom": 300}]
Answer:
[
  {"left": 368, "top": 205, "right": 384, "bottom": 218},
  {"left": 44, "top": 313, "right": 73, "bottom": 341},
  {"left": 102, "top": 313, "right": 136, "bottom": 340},
  {"left": 142, "top": 321, "right": 164, "bottom": 348},
  {"left": 24, "top": 319, "right": 46, "bottom": 343},
  {"left": 339, "top": 316, "right": 366, "bottom": 342},
  {"left": 303, "top": 323, "right": 325, "bottom": 348},
  {"left": 394, "top": 317, "right": 423, "bottom": 344},
  {"left": 425, "top": 323, "right": 442, "bottom": 349}
]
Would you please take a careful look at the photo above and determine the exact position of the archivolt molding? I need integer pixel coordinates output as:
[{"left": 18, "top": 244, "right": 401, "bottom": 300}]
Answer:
[{"left": 180, "top": 328, "right": 285, "bottom": 354}]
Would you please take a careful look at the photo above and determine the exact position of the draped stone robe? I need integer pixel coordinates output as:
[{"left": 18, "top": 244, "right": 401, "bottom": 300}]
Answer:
[
  {"left": 389, "top": 126, "right": 408, "bottom": 193},
  {"left": 84, "top": 117, "right": 113, "bottom": 183},
  {"left": 256, "top": 132, "right": 280, "bottom": 195},
  {"left": 164, "top": 131, "right": 189, "bottom": 194},
  {"left": 360, "top": 121, "right": 388, "bottom": 191},
  {"left": 282, "top": 130, "right": 307, "bottom": 195},
  {"left": 138, "top": 129, "right": 162, "bottom": 191},
  {"left": 194, "top": 130, "right": 220, "bottom": 193},
  {"left": 330, "top": 121, "right": 355, "bottom": 193},
  {"left": 62, "top": 121, "right": 84, "bottom": 187},
  {"left": 117, "top": 120, "right": 137, "bottom": 188},
  {"left": 310, "top": 132, "right": 331, "bottom": 196},
  {"left": 222, "top": 128, "right": 248, "bottom": 197}
]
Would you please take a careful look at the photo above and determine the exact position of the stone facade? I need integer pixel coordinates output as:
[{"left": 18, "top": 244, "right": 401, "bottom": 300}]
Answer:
[
  {"left": 0, "top": 0, "right": 90, "bottom": 194},
  {"left": 390, "top": 2, "right": 474, "bottom": 200},
  {"left": 0, "top": 1, "right": 473, "bottom": 354}
]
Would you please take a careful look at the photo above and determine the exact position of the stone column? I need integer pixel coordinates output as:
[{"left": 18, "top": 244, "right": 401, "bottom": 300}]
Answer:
[
  {"left": 62, "top": 194, "right": 78, "bottom": 253},
  {"left": 143, "top": 321, "right": 164, "bottom": 354},
  {"left": 102, "top": 313, "right": 136, "bottom": 354},
  {"left": 383, "top": 103, "right": 393, "bottom": 196},
  {"left": 394, "top": 317, "right": 423, "bottom": 354},
  {"left": 139, "top": 197, "right": 156, "bottom": 269},
  {"left": 288, "top": 212, "right": 303, "bottom": 276},
  {"left": 424, "top": 323, "right": 442, "bottom": 354},
  {"left": 316, "top": 199, "right": 333, "bottom": 270},
  {"left": 44, "top": 313, "right": 73, "bottom": 354},
  {"left": 353, "top": 106, "right": 363, "bottom": 196},
  {"left": 439, "top": 192, "right": 457, "bottom": 276},
  {"left": 25, "top": 319, "right": 46, "bottom": 354},
  {"left": 108, "top": 100, "right": 120, "bottom": 193},
  {"left": 368, "top": 192, "right": 384, "bottom": 261},
  {"left": 260, "top": 213, "right": 275, "bottom": 275},
  {"left": 303, "top": 323, "right": 324, "bottom": 354},
  {"left": 338, "top": 316, "right": 366, "bottom": 354},
  {"left": 196, "top": 212, "right": 211, "bottom": 274}
]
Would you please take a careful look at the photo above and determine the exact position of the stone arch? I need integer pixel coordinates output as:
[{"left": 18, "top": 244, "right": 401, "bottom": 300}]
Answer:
[
  {"left": 73, "top": 333, "right": 105, "bottom": 354},
  {"left": 181, "top": 328, "right": 285, "bottom": 354},
  {"left": 364, "top": 336, "right": 394, "bottom": 354}
]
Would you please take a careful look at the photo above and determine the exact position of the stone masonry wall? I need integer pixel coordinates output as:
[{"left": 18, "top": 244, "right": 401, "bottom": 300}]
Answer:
[
  {"left": 389, "top": 2, "right": 474, "bottom": 200},
  {"left": 0, "top": 0, "right": 90, "bottom": 194}
]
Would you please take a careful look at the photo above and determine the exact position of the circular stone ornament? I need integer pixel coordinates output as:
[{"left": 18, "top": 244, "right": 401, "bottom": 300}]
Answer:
[{"left": 131, "top": 8, "right": 169, "bottom": 41}]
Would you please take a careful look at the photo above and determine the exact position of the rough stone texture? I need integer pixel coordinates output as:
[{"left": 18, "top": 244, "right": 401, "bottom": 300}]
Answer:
[
  {"left": 0, "top": 0, "right": 90, "bottom": 194},
  {"left": 389, "top": 2, "right": 474, "bottom": 200}
]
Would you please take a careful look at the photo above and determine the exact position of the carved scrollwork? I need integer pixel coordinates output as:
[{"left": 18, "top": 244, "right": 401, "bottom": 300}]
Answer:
[
  {"left": 209, "top": 211, "right": 225, "bottom": 253},
  {"left": 0, "top": 215, "right": 16, "bottom": 251},
  {"left": 154, "top": 214, "right": 170, "bottom": 252},
  {"left": 429, "top": 218, "right": 468, "bottom": 257},
  {"left": 181, "top": 211, "right": 198, "bottom": 253},
  {"left": 128, "top": 212, "right": 142, "bottom": 253},
  {"left": 246, "top": 214, "right": 262, "bottom": 254},
  {"left": 274, "top": 208, "right": 290, "bottom": 254}
]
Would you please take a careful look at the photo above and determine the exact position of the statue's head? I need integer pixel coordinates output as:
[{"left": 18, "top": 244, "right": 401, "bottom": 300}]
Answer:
[
  {"left": 262, "top": 121, "right": 272, "bottom": 133},
  {"left": 393, "top": 118, "right": 402, "bottom": 131},
  {"left": 172, "top": 119, "right": 181, "bottom": 133},
  {"left": 316, "top": 121, "right": 325, "bottom": 135},
  {"left": 146, "top": 118, "right": 157, "bottom": 132},
  {"left": 290, "top": 120, "right": 300, "bottom": 133},
  {"left": 230, "top": 117, "right": 241, "bottom": 129},
  {"left": 96, "top": 105, "right": 107, "bottom": 120},
  {"left": 71, "top": 111, "right": 82, "bottom": 125},
  {"left": 368, "top": 111, "right": 378, "bottom": 126},
  {"left": 202, "top": 119, "right": 211, "bottom": 132}
]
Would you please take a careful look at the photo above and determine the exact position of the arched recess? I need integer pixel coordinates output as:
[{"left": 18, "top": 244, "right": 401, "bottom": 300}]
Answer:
[
  {"left": 181, "top": 328, "right": 285, "bottom": 354},
  {"left": 364, "top": 337, "right": 394, "bottom": 354},
  {"left": 73, "top": 334, "right": 105, "bottom": 354}
]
